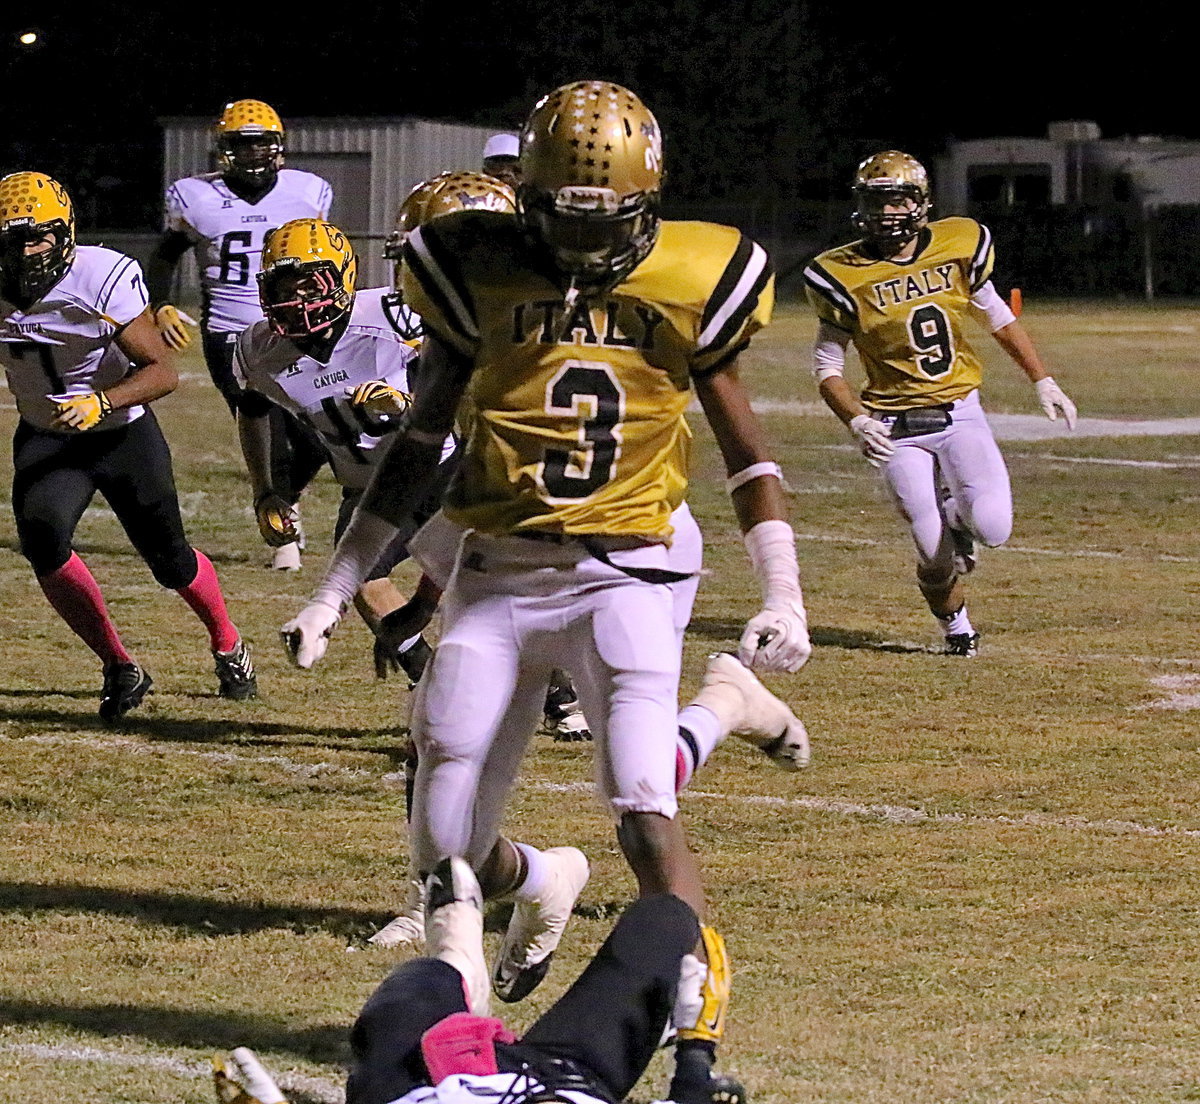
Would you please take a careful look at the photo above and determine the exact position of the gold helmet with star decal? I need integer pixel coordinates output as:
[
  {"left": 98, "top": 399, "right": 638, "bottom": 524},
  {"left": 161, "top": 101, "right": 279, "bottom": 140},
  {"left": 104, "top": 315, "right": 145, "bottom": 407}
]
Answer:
[
  {"left": 384, "top": 170, "right": 515, "bottom": 264},
  {"left": 215, "top": 99, "right": 285, "bottom": 187},
  {"left": 851, "top": 150, "right": 931, "bottom": 250},
  {"left": 258, "top": 218, "right": 356, "bottom": 338},
  {"left": 518, "top": 80, "right": 663, "bottom": 285},
  {"left": 0, "top": 171, "right": 76, "bottom": 302}
]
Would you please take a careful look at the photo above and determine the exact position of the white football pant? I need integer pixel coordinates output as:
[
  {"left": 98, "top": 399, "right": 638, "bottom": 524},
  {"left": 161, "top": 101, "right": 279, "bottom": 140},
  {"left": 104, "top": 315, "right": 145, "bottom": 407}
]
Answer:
[
  {"left": 878, "top": 390, "right": 1012, "bottom": 576},
  {"left": 408, "top": 533, "right": 686, "bottom": 874}
]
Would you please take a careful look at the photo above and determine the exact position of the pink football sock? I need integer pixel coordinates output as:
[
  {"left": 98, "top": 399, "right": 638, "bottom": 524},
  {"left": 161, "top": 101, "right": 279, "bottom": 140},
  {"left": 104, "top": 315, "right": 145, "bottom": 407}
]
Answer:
[
  {"left": 175, "top": 550, "right": 240, "bottom": 653},
  {"left": 37, "top": 553, "right": 131, "bottom": 667}
]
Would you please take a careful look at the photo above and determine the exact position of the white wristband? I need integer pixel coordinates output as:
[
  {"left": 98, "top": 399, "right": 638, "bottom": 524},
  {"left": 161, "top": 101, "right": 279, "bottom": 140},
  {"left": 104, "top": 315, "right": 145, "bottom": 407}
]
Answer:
[
  {"left": 743, "top": 519, "right": 804, "bottom": 609},
  {"left": 726, "top": 461, "right": 783, "bottom": 493},
  {"left": 311, "top": 508, "right": 400, "bottom": 611}
]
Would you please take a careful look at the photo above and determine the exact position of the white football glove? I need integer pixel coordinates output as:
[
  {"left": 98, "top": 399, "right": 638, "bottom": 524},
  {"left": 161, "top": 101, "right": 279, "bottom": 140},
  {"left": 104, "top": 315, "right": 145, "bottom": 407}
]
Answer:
[
  {"left": 737, "top": 601, "right": 812, "bottom": 673},
  {"left": 1035, "top": 376, "right": 1077, "bottom": 429},
  {"left": 848, "top": 413, "right": 896, "bottom": 467},
  {"left": 280, "top": 601, "right": 341, "bottom": 669}
]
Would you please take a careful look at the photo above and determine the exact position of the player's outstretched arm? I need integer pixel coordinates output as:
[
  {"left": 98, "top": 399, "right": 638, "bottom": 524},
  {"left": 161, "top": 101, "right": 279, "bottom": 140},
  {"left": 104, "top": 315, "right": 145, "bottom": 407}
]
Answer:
[
  {"left": 695, "top": 359, "right": 811, "bottom": 673},
  {"left": 971, "top": 282, "right": 1076, "bottom": 429},
  {"left": 280, "top": 334, "right": 471, "bottom": 669}
]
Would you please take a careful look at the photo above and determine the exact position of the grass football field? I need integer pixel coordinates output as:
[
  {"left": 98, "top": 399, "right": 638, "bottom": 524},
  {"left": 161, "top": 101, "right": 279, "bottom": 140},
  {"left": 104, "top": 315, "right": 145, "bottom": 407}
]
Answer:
[{"left": 2, "top": 297, "right": 1200, "bottom": 1103}]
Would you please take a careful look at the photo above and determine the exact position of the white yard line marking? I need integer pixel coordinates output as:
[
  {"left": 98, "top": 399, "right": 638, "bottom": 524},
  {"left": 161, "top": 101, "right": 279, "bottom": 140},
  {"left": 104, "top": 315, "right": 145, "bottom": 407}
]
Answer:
[
  {"left": 1144, "top": 674, "right": 1200, "bottom": 711},
  {"left": 793, "top": 530, "right": 1200, "bottom": 564},
  {"left": 5, "top": 729, "right": 1200, "bottom": 842},
  {"left": 1011, "top": 453, "right": 1200, "bottom": 470},
  {"left": 0, "top": 1042, "right": 344, "bottom": 1102},
  {"left": 735, "top": 398, "right": 1200, "bottom": 441}
]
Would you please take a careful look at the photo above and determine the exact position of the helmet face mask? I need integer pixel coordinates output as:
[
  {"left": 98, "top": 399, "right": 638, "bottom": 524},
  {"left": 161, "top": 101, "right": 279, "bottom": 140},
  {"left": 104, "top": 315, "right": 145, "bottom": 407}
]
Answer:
[
  {"left": 517, "top": 81, "right": 663, "bottom": 287},
  {"left": 215, "top": 100, "right": 285, "bottom": 189},
  {"left": 258, "top": 219, "right": 356, "bottom": 339},
  {"left": 519, "top": 189, "right": 657, "bottom": 283},
  {"left": 851, "top": 151, "right": 931, "bottom": 251},
  {"left": 0, "top": 172, "right": 76, "bottom": 302},
  {"left": 218, "top": 133, "right": 283, "bottom": 186}
]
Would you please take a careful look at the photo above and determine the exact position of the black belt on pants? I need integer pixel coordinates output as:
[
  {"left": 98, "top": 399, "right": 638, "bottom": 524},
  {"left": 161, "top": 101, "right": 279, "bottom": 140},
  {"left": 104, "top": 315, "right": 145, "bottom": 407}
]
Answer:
[
  {"left": 512, "top": 530, "right": 693, "bottom": 586},
  {"left": 884, "top": 404, "right": 954, "bottom": 439}
]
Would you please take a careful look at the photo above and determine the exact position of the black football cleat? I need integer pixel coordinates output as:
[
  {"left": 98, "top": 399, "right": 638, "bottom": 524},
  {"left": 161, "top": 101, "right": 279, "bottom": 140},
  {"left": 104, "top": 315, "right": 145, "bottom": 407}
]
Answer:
[
  {"left": 99, "top": 662, "right": 153, "bottom": 722},
  {"left": 213, "top": 639, "right": 257, "bottom": 700},
  {"left": 944, "top": 631, "right": 981, "bottom": 658}
]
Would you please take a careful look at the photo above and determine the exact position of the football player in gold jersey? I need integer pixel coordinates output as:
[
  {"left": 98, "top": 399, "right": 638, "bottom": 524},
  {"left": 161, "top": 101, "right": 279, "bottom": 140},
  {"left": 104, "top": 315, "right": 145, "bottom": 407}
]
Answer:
[
  {"left": 283, "top": 81, "right": 810, "bottom": 1103},
  {"left": 805, "top": 151, "right": 1077, "bottom": 655}
]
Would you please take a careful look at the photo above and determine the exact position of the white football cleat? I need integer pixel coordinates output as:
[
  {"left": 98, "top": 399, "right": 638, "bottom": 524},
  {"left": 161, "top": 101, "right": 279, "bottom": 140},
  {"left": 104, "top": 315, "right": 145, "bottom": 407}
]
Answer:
[
  {"left": 493, "top": 846, "right": 589, "bottom": 1003},
  {"left": 690, "top": 652, "right": 810, "bottom": 770},
  {"left": 367, "top": 876, "right": 426, "bottom": 948},
  {"left": 270, "top": 541, "right": 302, "bottom": 571},
  {"left": 425, "top": 857, "right": 489, "bottom": 1016}
]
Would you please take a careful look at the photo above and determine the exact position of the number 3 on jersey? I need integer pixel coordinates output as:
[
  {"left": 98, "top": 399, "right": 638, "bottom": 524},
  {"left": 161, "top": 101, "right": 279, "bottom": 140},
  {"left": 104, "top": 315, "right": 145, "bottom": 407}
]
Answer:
[
  {"left": 907, "top": 302, "right": 955, "bottom": 378},
  {"left": 539, "top": 360, "right": 625, "bottom": 500}
]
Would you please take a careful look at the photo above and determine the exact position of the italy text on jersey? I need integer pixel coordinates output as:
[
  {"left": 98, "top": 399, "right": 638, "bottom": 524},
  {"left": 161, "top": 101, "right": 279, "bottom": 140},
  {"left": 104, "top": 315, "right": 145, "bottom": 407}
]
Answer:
[
  {"left": 401, "top": 213, "right": 773, "bottom": 538},
  {"left": 803, "top": 217, "right": 994, "bottom": 410}
]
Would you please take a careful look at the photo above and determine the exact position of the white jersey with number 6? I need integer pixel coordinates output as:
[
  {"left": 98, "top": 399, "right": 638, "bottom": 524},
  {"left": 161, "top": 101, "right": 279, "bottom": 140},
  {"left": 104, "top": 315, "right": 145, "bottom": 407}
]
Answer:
[
  {"left": 233, "top": 287, "right": 448, "bottom": 490},
  {"left": 165, "top": 169, "right": 332, "bottom": 334},
  {"left": 0, "top": 245, "right": 150, "bottom": 432}
]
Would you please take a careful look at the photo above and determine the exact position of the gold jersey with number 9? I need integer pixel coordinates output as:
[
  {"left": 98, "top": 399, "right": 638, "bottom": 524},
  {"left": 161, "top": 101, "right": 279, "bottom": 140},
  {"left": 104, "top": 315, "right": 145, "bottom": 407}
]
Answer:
[{"left": 804, "top": 216, "right": 995, "bottom": 411}]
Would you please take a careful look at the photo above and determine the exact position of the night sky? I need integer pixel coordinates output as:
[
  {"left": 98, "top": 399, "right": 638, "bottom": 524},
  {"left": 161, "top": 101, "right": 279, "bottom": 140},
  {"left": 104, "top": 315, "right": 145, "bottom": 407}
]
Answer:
[{"left": 1, "top": 3, "right": 1191, "bottom": 228}]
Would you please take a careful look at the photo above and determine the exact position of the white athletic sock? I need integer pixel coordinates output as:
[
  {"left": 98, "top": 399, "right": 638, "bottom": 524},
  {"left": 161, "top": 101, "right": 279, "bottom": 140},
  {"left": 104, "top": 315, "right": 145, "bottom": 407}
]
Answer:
[
  {"left": 937, "top": 604, "right": 975, "bottom": 637},
  {"left": 675, "top": 704, "right": 724, "bottom": 789},
  {"left": 512, "top": 842, "right": 550, "bottom": 901}
]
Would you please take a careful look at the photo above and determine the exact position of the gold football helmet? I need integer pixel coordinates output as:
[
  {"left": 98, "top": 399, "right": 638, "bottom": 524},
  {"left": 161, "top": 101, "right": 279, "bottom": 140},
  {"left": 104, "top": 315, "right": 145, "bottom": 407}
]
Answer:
[
  {"left": 851, "top": 150, "right": 931, "bottom": 249},
  {"left": 215, "top": 99, "right": 285, "bottom": 186},
  {"left": 258, "top": 218, "right": 357, "bottom": 338},
  {"left": 384, "top": 170, "right": 516, "bottom": 263},
  {"left": 518, "top": 80, "right": 663, "bottom": 284},
  {"left": 0, "top": 171, "right": 76, "bottom": 302}
]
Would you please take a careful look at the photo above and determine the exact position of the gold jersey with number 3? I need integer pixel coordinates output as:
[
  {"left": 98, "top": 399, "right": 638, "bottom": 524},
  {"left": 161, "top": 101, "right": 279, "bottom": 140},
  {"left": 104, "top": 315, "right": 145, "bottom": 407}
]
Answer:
[
  {"left": 804, "top": 216, "right": 994, "bottom": 410},
  {"left": 401, "top": 212, "right": 773, "bottom": 540}
]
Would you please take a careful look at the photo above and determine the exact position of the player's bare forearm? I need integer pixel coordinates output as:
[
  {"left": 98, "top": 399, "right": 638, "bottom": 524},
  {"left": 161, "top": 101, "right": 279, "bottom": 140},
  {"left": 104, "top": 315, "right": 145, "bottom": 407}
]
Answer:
[
  {"left": 236, "top": 410, "right": 274, "bottom": 500},
  {"left": 146, "top": 230, "right": 191, "bottom": 307},
  {"left": 818, "top": 374, "right": 866, "bottom": 426},
  {"left": 108, "top": 311, "right": 178, "bottom": 408},
  {"left": 358, "top": 433, "right": 445, "bottom": 528},
  {"left": 695, "top": 358, "right": 787, "bottom": 531},
  {"left": 992, "top": 320, "right": 1048, "bottom": 382}
]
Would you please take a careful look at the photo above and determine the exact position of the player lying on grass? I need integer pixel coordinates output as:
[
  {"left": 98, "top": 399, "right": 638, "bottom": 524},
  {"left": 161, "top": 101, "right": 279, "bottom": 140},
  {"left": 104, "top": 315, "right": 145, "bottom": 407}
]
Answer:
[{"left": 215, "top": 858, "right": 750, "bottom": 1104}]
